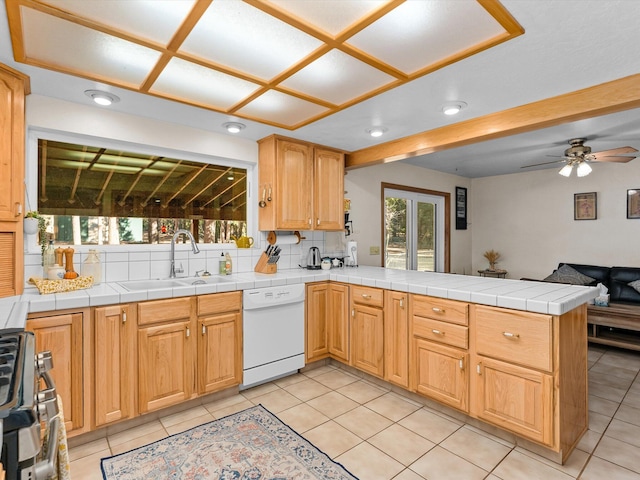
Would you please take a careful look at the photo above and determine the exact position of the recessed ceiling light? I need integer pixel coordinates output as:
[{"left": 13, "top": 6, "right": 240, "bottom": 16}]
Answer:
[
  {"left": 441, "top": 101, "right": 467, "bottom": 116},
  {"left": 84, "top": 89, "right": 120, "bottom": 106},
  {"left": 223, "top": 122, "right": 246, "bottom": 133},
  {"left": 367, "top": 127, "right": 387, "bottom": 138}
]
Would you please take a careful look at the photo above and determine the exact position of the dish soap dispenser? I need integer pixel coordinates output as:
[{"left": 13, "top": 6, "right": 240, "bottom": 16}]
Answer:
[
  {"left": 219, "top": 252, "right": 226, "bottom": 275},
  {"left": 225, "top": 252, "right": 232, "bottom": 275}
]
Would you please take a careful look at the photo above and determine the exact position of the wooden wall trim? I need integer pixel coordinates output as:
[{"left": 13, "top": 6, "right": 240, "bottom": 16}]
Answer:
[{"left": 346, "top": 73, "right": 640, "bottom": 169}]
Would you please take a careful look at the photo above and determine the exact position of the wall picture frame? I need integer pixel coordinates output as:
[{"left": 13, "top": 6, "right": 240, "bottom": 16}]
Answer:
[
  {"left": 455, "top": 186, "right": 467, "bottom": 230},
  {"left": 628, "top": 189, "right": 640, "bottom": 219},
  {"left": 574, "top": 192, "right": 597, "bottom": 220}
]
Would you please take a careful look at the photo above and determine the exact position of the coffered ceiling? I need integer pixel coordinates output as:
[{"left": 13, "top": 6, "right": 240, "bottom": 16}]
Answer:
[{"left": 5, "top": 0, "right": 521, "bottom": 129}]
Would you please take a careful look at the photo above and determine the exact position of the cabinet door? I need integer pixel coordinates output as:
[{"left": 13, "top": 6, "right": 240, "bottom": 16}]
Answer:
[
  {"left": 198, "top": 312, "right": 241, "bottom": 394},
  {"left": 0, "top": 66, "right": 25, "bottom": 223},
  {"left": 276, "top": 140, "right": 312, "bottom": 229},
  {"left": 27, "top": 312, "right": 84, "bottom": 432},
  {"left": 474, "top": 356, "right": 553, "bottom": 446},
  {"left": 306, "top": 283, "right": 329, "bottom": 362},
  {"left": 314, "top": 149, "right": 344, "bottom": 230},
  {"left": 138, "top": 321, "right": 194, "bottom": 413},
  {"left": 351, "top": 304, "right": 384, "bottom": 378},
  {"left": 94, "top": 305, "right": 134, "bottom": 427},
  {"left": 328, "top": 283, "right": 349, "bottom": 362},
  {"left": 384, "top": 291, "right": 409, "bottom": 388},
  {"left": 413, "top": 339, "right": 468, "bottom": 412}
]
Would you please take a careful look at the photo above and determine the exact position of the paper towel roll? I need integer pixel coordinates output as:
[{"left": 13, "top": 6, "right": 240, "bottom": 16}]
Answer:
[
  {"left": 267, "top": 231, "right": 303, "bottom": 245},
  {"left": 347, "top": 241, "right": 358, "bottom": 266}
]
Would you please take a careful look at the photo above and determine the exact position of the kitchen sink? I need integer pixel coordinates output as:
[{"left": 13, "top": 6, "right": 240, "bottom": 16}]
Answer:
[{"left": 118, "top": 276, "right": 233, "bottom": 291}]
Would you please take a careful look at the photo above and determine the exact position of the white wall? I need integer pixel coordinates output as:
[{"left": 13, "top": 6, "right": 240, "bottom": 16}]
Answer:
[
  {"left": 344, "top": 162, "right": 472, "bottom": 274},
  {"left": 471, "top": 161, "right": 640, "bottom": 280}
]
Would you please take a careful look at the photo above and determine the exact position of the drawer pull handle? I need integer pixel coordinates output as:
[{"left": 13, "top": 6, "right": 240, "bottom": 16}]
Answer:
[
  {"left": 361, "top": 294, "right": 371, "bottom": 299},
  {"left": 431, "top": 329, "right": 444, "bottom": 335},
  {"left": 502, "top": 331, "right": 519, "bottom": 339},
  {"left": 432, "top": 307, "right": 445, "bottom": 313}
]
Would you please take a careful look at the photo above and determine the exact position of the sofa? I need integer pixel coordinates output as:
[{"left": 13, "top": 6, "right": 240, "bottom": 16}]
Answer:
[{"left": 539, "top": 263, "right": 640, "bottom": 351}]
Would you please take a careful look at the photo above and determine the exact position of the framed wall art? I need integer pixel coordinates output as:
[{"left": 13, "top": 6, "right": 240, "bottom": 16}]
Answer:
[
  {"left": 455, "top": 186, "right": 467, "bottom": 230},
  {"left": 574, "top": 192, "right": 597, "bottom": 220},
  {"left": 628, "top": 189, "right": 640, "bottom": 219}
]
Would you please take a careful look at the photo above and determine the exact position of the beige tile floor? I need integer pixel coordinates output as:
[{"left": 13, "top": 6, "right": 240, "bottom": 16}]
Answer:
[{"left": 70, "top": 345, "right": 640, "bottom": 479}]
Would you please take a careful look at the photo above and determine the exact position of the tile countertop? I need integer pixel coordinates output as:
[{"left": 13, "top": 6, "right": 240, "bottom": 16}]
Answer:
[{"left": 2, "top": 266, "right": 598, "bottom": 330}]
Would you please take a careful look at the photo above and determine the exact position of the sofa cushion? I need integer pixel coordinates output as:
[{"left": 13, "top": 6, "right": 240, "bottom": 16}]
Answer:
[
  {"left": 544, "top": 264, "right": 597, "bottom": 285},
  {"left": 629, "top": 279, "right": 640, "bottom": 294},
  {"left": 609, "top": 267, "right": 640, "bottom": 303},
  {"left": 559, "top": 263, "right": 610, "bottom": 286}
]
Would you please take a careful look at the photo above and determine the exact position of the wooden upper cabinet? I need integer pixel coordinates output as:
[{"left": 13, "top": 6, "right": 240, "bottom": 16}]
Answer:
[
  {"left": 0, "top": 64, "right": 29, "bottom": 298},
  {"left": 258, "top": 135, "right": 344, "bottom": 231},
  {"left": 314, "top": 149, "right": 344, "bottom": 230}
]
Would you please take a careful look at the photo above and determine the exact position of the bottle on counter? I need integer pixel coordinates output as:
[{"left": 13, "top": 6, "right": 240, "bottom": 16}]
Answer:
[
  {"left": 42, "top": 240, "right": 55, "bottom": 278},
  {"left": 219, "top": 252, "right": 227, "bottom": 275},
  {"left": 82, "top": 249, "right": 102, "bottom": 284},
  {"left": 225, "top": 252, "right": 232, "bottom": 275}
]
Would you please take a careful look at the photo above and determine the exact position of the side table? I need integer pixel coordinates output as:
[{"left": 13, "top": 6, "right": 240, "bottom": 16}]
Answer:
[{"left": 478, "top": 269, "right": 507, "bottom": 278}]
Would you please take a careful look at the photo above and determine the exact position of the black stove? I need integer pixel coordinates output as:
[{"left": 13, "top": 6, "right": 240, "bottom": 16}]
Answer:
[{"left": 0, "top": 330, "right": 60, "bottom": 480}]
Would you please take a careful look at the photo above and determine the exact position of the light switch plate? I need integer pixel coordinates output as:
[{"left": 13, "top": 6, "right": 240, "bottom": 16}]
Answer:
[{"left": 370, "top": 246, "right": 380, "bottom": 255}]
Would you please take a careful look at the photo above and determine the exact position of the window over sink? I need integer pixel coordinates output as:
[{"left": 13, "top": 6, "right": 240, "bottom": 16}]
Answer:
[{"left": 35, "top": 139, "right": 248, "bottom": 245}]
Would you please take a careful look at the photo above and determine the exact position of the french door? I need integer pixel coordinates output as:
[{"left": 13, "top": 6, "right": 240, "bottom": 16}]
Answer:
[{"left": 383, "top": 187, "right": 445, "bottom": 271}]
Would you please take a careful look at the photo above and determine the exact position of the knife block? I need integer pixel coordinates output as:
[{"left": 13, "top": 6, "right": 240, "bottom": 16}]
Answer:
[{"left": 254, "top": 252, "right": 277, "bottom": 274}]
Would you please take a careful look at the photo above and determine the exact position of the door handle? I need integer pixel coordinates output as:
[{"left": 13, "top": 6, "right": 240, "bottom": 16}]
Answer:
[
  {"left": 186, "top": 327, "right": 190, "bottom": 338},
  {"left": 202, "top": 325, "right": 206, "bottom": 335},
  {"left": 122, "top": 310, "right": 127, "bottom": 324}
]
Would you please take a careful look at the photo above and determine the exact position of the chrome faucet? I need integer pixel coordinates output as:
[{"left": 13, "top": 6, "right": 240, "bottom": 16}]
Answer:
[{"left": 169, "top": 229, "right": 200, "bottom": 278}]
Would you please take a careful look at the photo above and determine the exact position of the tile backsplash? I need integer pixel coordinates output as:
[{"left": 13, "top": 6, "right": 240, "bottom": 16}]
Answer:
[{"left": 24, "top": 230, "right": 347, "bottom": 285}]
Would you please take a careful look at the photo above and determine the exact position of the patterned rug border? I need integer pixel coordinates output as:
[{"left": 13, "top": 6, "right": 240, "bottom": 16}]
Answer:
[{"left": 100, "top": 404, "right": 359, "bottom": 480}]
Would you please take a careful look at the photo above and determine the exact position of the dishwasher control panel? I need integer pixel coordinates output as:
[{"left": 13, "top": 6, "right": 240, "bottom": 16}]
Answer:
[{"left": 243, "top": 283, "right": 305, "bottom": 309}]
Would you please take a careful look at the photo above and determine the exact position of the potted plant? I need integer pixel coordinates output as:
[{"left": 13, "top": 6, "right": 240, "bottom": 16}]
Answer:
[
  {"left": 483, "top": 249, "right": 501, "bottom": 271},
  {"left": 24, "top": 211, "right": 48, "bottom": 254}
]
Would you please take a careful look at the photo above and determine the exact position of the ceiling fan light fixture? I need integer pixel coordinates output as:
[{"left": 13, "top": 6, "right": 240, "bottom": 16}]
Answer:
[
  {"left": 367, "top": 127, "right": 387, "bottom": 138},
  {"left": 576, "top": 161, "right": 592, "bottom": 177},
  {"left": 223, "top": 122, "right": 246, "bottom": 133},
  {"left": 558, "top": 163, "right": 573, "bottom": 177},
  {"left": 442, "top": 101, "right": 467, "bottom": 116},
  {"left": 84, "top": 89, "right": 120, "bottom": 106}
]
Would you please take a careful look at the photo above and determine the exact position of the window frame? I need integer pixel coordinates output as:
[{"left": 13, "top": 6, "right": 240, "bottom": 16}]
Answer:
[
  {"left": 380, "top": 182, "right": 450, "bottom": 272},
  {"left": 25, "top": 128, "right": 258, "bottom": 253}
]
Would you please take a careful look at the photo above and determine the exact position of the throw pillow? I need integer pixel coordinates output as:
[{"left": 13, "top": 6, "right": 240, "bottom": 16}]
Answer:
[
  {"left": 629, "top": 279, "right": 640, "bottom": 294},
  {"left": 543, "top": 264, "right": 596, "bottom": 285}
]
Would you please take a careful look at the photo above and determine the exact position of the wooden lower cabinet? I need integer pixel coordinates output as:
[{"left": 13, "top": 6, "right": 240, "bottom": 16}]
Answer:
[
  {"left": 137, "top": 297, "right": 195, "bottom": 414},
  {"left": 328, "top": 283, "right": 349, "bottom": 362},
  {"left": 27, "top": 310, "right": 87, "bottom": 433},
  {"left": 306, "top": 283, "right": 329, "bottom": 362},
  {"left": 384, "top": 291, "right": 408, "bottom": 388},
  {"left": 94, "top": 304, "right": 135, "bottom": 427},
  {"left": 413, "top": 339, "right": 468, "bottom": 412},
  {"left": 474, "top": 355, "right": 553, "bottom": 446},
  {"left": 350, "top": 301, "right": 384, "bottom": 378},
  {"left": 197, "top": 292, "right": 242, "bottom": 394}
]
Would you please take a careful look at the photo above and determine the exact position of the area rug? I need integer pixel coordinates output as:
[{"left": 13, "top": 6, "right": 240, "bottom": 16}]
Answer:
[{"left": 101, "top": 404, "right": 358, "bottom": 480}]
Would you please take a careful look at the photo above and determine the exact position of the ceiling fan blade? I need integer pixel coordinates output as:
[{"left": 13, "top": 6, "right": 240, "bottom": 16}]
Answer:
[
  {"left": 591, "top": 146, "right": 638, "bottom": 158},
  {"left": 521, "top": 159, "right": 564, "bottom": 168},
  {"left": 591, "top": 155, "right": 636, "bottom": 163}
]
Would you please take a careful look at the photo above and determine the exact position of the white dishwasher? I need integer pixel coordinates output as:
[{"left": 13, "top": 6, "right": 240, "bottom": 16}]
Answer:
[{"left": 241, "top": 283, "right": 305, "bottom": 389}]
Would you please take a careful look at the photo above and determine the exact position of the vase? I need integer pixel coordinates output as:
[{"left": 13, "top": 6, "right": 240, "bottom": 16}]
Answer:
[
  {"left": 24, "top": 217, "right": 39, "bottom": 235},
  {"left": 489, "top": 263, "right": 496, "bottom": 271}
]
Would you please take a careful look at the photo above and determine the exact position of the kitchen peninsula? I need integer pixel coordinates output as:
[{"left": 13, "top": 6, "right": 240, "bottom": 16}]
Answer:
[{"left": 3, "top": 267, "right": 597, "bottom": 464}]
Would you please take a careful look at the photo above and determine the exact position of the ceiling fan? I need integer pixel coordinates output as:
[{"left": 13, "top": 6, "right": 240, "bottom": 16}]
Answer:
[{"left": 522, "top": 138, "right": 638, "bottom": 177}]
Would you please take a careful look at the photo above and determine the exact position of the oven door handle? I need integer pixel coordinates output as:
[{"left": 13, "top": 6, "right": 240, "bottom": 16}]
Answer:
[{"left": 35, "top": 416, "right": 61, "bottom": 480}]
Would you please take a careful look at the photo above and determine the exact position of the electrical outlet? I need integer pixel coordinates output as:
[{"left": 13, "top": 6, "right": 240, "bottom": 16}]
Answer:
[{"left": 370, "top": 246, "right": 380, "bottom": 255}]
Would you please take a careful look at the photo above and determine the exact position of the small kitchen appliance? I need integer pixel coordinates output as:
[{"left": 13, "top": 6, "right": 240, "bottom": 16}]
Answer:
[{"left": 306, "top": 247, "right": 321, "bottom": 270}]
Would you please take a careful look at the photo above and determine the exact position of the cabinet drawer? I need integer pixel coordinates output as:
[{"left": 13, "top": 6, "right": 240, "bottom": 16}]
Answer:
[
  {"left": 411, "top": 295, "right": 468, "bottom": 325},
  {"left": 197, "top": 291, "right": 242, "bottom": 316},
  {"left": 138, "top": 297, "right": 193, "bottom": 326},
  {"left": 475, "top": 305, "right": 553, "bottom": 372},
  {"left": 413, "top": 317, "right": 468, "bottom": 349},
  {"left": 351, "top": 286, "right": 384, "bottom": 308}
]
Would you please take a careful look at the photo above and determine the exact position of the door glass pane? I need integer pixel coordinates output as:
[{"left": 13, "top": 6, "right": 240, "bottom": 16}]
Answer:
[
  {"left": 384, "top": 197, "right": 407, "bottom": 270},
  {"left": 417, "top": 201, "right": 435, "bottom": 271}
]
